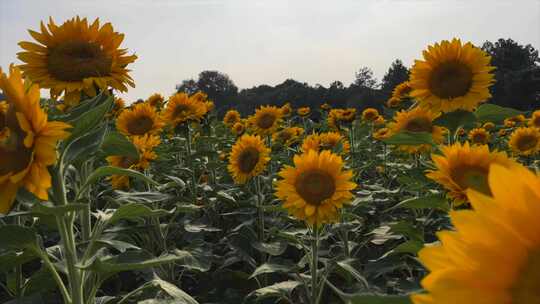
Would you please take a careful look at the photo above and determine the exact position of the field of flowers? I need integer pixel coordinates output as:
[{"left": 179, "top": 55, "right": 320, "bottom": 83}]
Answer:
[{"left": 1, "top": 17, "right": 539, "bottom": 304}]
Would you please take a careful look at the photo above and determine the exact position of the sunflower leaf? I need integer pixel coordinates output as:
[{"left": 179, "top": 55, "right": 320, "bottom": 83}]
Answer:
[{"left": 474, "top": 104, "right": 525, "bottom": 123}]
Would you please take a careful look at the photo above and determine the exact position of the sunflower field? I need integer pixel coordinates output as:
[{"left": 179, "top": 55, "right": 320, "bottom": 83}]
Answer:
[{"left": 1, "top": 17, "right": 540, "bottom": 304}]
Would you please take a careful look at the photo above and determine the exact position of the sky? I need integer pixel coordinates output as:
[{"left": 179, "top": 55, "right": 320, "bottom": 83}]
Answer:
[{"left": 1, "top": 0, "right": 539, "bottom": 101}]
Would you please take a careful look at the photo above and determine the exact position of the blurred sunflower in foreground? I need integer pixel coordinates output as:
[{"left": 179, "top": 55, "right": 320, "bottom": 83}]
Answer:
[
  {"left": 412, "top": 163, "right": 540, "bottom": 304},
  {"left": 0, "top": 65, "right": 71, "bottom": 213},
  {"left": 409, "top": 38, "right": 494, "bottom": 112},
  {"left": 228, "top": 134, "right": 270, "bottom": 184},
  {"left": 275, "top": 150, "right": 356, "bottom": 226},
  {"left": 17, "top": 17, "right": 137, "bottom": 107}
]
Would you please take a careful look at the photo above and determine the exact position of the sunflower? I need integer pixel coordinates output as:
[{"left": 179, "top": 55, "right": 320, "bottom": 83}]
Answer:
[
  {"left": 232, "top": 121, "right": 245, "bottom": 136},
  {"left": 498, "top": 129, "right": 508, "bottom": 137},
  {"left": 339, "top": 108, "right": 357, "bottom": 123},
  {"left": 529, "top": 110, "right": 540, "bottom": 129},
  {"left": 162, "top": 92, "right": 208, "bottom": 128},
  {"left": 275, "top": 150, "right": 356, "bottom": 226},
  {"left": 146, "top": 93, "right": 164, "bottom": 109},
  {"left": 249, "top": 105, "right": 282, "bottom": 136},
  {"left": 391, "top": 81, "right": 412, "bottom": 100},
  {"left": 504, "top": 118, "right": 517, "bottom": 128},
  {"left": 107, "top": 134, "right": 160, "bottom": 189},
  {"left": 281, "top": 103, "right": 292, "bottom": 117},
  {"left": 302, "top": 132, "right": 350, "bottom": 155},
  {"left": 374, "top": 115, "right": 385, "bottom": 126},
  {"left": 17, "top": 17, "right": 137, "bottom": 107},
  {"left": 412, "top": 163, "right": 540, "bottom": 304},
  {"left": 228, "top": 134, "right": 270, "bottom": 184},
  {"left": 373, "top": 127, "right": 392, "bottom": 141},
  {"left": 389, "top": 107, "right": 444, "bottom": 153},
  {"left": 468, "top": 128, "right": 490, "bottom": 145},
  {"left": 320, "top": 103, "right": 331, "bottom": 111},
  {"left": 426, "top": 142, "right": 516, "bottom": 205},
  {"left": 362, "top": 108, "right": 380, "bottom": 122},
  {"left": 386, "top": 97, "right": 402, "bottom": 108},
  {"left": 409, "top": 38, "right": 494, "bottom": 113},
  {"left": 482, "top": 121, "right": 495, "bottom": 130},
  {"left": 108, "top": 97, "right": 125, "bottom": 117},
  {"left": 116, "top": 102, "right": 164, "bottom": 137},
  {"left": 508, "top": 127, "right": 540, "bottom": 156},
  {"left": 297, "top": 107, "right": 311, "bottom": 117},
  {"left": 272, "top": 127, "right": 304, "bottom": 147},
  {"left": 223, "top": 110, "right": 241, "bottom": 127},
  {"left": 0, "top": 65, "right": 71, "bottom": 214},
  {"left": 327, "top": 109, "right": 343, "bottom": 130}
]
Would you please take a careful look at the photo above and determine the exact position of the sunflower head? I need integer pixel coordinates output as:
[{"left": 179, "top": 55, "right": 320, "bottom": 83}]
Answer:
[
  {"left": 227, "top": 134, "right": 270, "bottom": 184},
  {"left": 232, "top": 121, "right": 245, "bottom": 136},
  {"left": 389, "top": 107, "right": 444, "bottom": 153},
  {"left": 362, "top": 108, "right": 380, "bottom": 122},
  {"left": 482, "top": 121, "right": 495, "bottom": 130},
  {"left": 302, "top": 132, "right": 350, "bottom": 155},
  {"left": 116, "top": 102, "right": 164, "bottom": 137},
  {"left": 249, "top": 105, "right": 283, "bottom": 136},
  {"left": 412, "top": 162, "right": 540, "bottom": 304},
  {"left": 391, "top": 81, "right": 412, "bottom": 100},
  {"left": 338, "top": 108, "right": 357, "bottom": 123},
  {"left": 275, "top": 150, "right": 357, "bottom": 226},
  {"left": 17, "top": 17, "right": 137, "bottom": 107},
  {"left": 529, "top": 110, "right": 540, "bottom": 129},
  {"left": 409, "top": 38, "right": 494, "bottom": 113},
  {"left": 297, "top": 107, "right": 311, "bottom": 117},
  {"left": 327, "top": 109, "right": 343, "bottom": 130},
  {"left": 320, "top": 103, "right": 331, "bottom": 111},
  {"left": 386, "top": 97, "right": 402, "bottom": 108},
  {"left": 281, "top": 103, "right": 292, "bottom": 117},
  {"left": 468, "top": 128, "right": 490, "bottom": 145},
  {"left": 0, "top": 65, "right": 71, "bottom": 213},
  {"left": 508, "top": 127, "right": 540, "bottom": 156},
  {"left": 373, "top": 127, "right": 392, "bottom": 141},
  {"left": 374, "top": 115, "right": 385, "bottom": 126},
  {"left": 162, "top": 92, "right": 208, "bottom": 128},
  {"left": 272, "top": 127, "right": 304, "bottom": 147},
  {"left": 426, "top": 142, "right": 516, "bottom": 205},
  {"left": 224, "top": 110, "right": 241, "bottom": 127},
  {"left": 146, "top": 93, "right": 164, "bottom": 108}
]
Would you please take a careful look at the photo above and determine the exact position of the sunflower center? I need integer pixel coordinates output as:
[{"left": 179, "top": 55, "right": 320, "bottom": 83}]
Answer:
[
  {"left": 47, "top": 41, "right": 112, "bottom": 81},
  {"left": 516, "top": 135, "right": 538, "bottom": 152},
  {"left": 257, "top": 113, "right": 277, "bottom": 129},
  {"left": 451, "top": 166, "right": 491, "bottom": 196},
  {"left": 429, "top": 61, "right": 473, "bottom": 99},
  {"left": 295, "top": 169, "right": 336, "bottom": 205},
  {"left": 511, "top": 249, "right": 540, "bottom": 303},
  {"left": 405, "top": 117, "right": 433, "bottom": 133},
  {"left": 127, "top": 115, "right": 154, "bottom": 136},
  {"left": 173, "top": 104, "right": 191, "bottom": 118},
  {"left": 119, "top": 156, "right": 137, "bottom": 168},
  {"left": 472, "top": 132, "right": 488, "bottom": 143},
  {"left": 278, "top": 131, "right": 292, "bottom": 142},
  {"left": 364, "top": 112, "right": 378, "bottom": 121},
  {"left": 237, "top": 147, "right": 260, "bottom": 173},
  {"left": 0, "top": 108, "right": 33, "bottom": 176}
]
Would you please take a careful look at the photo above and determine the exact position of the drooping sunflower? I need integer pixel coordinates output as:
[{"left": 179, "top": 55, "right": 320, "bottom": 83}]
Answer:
[
  {"left": 389, "top": 107, "right": 444, "bottom": 153},
  {"left": 280, "top": 103, "right": 292, "bottom": 117},
  {"left": 223, "top": 110, "right": 241, "bottom": 127},
  {"left": 426, "top": 142, "right": 516, "bottom": 205},
  {"left": 275, "top": 150, "right": 357, "bottom": 226},
  {"left": 107, "top": 134, "right": 160, "bottom": 189},
  {"left": 248, "top": 105, "right": 283, "bottom": 136},
  {"left": 468, "top": 127, "right": 491, "bottom": 145},
  {"left": 162, "top": 92, "right": 208, "bottom": 128},
  {"left": 409, "top": 38, "right": 494, "bottom": 113},
  {"left": 297, "top": 107, "right": 311, "bottom": 117},
  {"left": 327, "top": 109, "right": 343, "bottom": 130},
  {"left": 0, "top": 65, "right": 71, "bottom": 213},
  {"left": 17, "top": 17, "right": 137, "bottom": 107},
  {"left": 228, "top": 134, "right": 270, "bottom": 184},
  {"left": 232, "top": 121, "right": 245, "bottom": 136},
  {"left": 529, "top": 110, "right": 540, "bottom": 129},
  {"left": 362, "top": 108, "right": 380, "bottom": 122},
  {"left": 146, "top": 93, "right": 164, "bottom": 109},
  {"left": 272, "top": 127, "right": 304, "bottom": 147},
  {"left": 339, "top": 108, "right": 356, "bottom": 123},
  {"left": 508, "top": 127, "right": 540, "bottom": 156},
  {"left": 412, "top": 163, "right": 540, "bottom": 304},
  {"left": 302, "top": 132, "right": 350, "bottom": 155},
  {"left": 391, "top": 81, "right": 412, "bottom": 100},
  {"left": 482, "top": 121, "right": 495, "bottom": 130},
  {"left": 373, "top": 127, "right": 392, "bottom": 141},
  {"left": 116, "top": 102, "right": 164, "bottom": 137}
]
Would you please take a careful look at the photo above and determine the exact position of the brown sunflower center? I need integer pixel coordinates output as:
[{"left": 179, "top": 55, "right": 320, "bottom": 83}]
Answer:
[
  {"left": 278, "top": 131, "right": 293, "bottom": 142},
  {"left": 225, "top": 114, "right": 238, "bottom": 124},
  {"left": 429, "top": 61, "right": 473, "bottom": 99},
  {"left": 47, "top": 41, "right": 112, "bottom": 81},
  {"left": 516, "top": 135, "right": 538, "bottom": 151},
  {"left": 126, "top": 115, "right": 154, "bottom": 136},
  {"left": 295, "top": 169, "right": 336, "bottom": 205},
  {"left": 0, "top": 108, "right": 33, "bottom": 176},
  {"left": 173, "top": 104, "right": 191, "bottom": 117},
  {"left": 237, "top": 147, "right": 260, "bottom": 173},
  {"left": 119, "top": 156, "right": 137, "bottom": 168},
  {"left": 405, "top": 117, "right": 433, "bottom": 133},
  {"left": 257, "top": 113, "right": 277, "bottom": 129},
  {"left": 472, "top": 132, "right": 488, "bottom": 143},
  {"left": 364, "top": 112, "right": 378, "bottom": 121},
  {"left": 511, "top": 249, "right": 540, "bottom": 303},
  {"left": 451, "top": 166, "right": 491, "bottom": 196}
]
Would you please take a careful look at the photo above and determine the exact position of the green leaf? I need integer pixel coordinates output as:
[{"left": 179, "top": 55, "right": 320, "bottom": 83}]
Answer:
[
  {"left": 79, "top": 166, "right": 158, "bottom": 195},
  {"left": 392, "top": 240, "right": 423, "bottom": 254},
  {"left": 58, "top": 93, "right": 109, "bottom": 123},
  {"left": 31, "top": 203, "right": 87, "bottom": 217},
  {"left": 474, "top": 104, "right": 524, "bottom": 123},
  {"left": 0, "top": 225, "right": 39, "bottom": 250},
  {"left": 383, "top": 131, "right": 433, "bottom": 146},
  {"left": 249, "top": 262, "right": 295, "bottom": 279},
  {"left": 100, "top": 131, "right": 139, "bottom": 159},
  {"left": 66, "top": 95, "right": 113, "bottom": 142},
  {"left": 22, "top": 267, "right": 58, "bottom": 295},
  {"left": 216, "top": 191, "right": 236, "bottom": 203},
  {"left": 0, "top": 250, "right": 37, "bottom": 272},
  {"left": 391, "top": 195, "right": 450, "bottom": 212},
  {"left": 434, "top": 110, "right": 476, "bottom": 133},
  {"left": 336, "top": 259, "right": 369, "bottom": 287},
  {"left": 247, "top": 281, "right": 302, "bottom": 301},
  {"left": 151, "top": 278, "right": 199, "bottom": 304},
  {"left": 108, "top": 203, "right": 172, "bottom": 225},
  {"left": 80, "top": 251, "right": 184, "bottom": 276},
  {"left": 389, "top": 222, "right": 424, "bottom": 242},
  {"left": 173, "top": 249, "right": 212, "bottom": 272},
  {"left": 61, "top": 124, "right": 108, "bottom": 166},
  {"left": 251, "top": 241, "right": 287, "bottom": 256}
]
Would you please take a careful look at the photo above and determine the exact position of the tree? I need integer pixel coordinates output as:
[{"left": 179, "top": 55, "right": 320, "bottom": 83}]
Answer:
[
  {"left": 482, "top": 38, "right": 540, "bottom": 110},
  {"left": 352, "top": 67, "right": 378, "bottom": 89},
  {"left": 381, "top": 59, "right": 409, "bottom": 94},
  {"left": 176, "top": 79, "right": 199, "bottom": 95},
  {"left": 176, "top": 71, "right": 239, "bottom": 112}
]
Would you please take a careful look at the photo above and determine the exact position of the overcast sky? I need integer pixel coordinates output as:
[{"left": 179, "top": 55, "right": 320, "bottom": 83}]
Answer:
[{"left": 1, "top": 0, "right": 539, "bottom": 101}]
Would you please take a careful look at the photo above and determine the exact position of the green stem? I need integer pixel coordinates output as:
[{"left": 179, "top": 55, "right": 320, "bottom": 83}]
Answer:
[
  {"left": 37, "top": 248, "right": 72, "bottom": 304},
  {"left": 186, "top": 126, "right": 197, "bottom": 201},
  {"left": 255, "top": 177, "right": 265, "bottom": 243},
  {"left": 311, "top": 226, "right": 320, "bottom": 304}
]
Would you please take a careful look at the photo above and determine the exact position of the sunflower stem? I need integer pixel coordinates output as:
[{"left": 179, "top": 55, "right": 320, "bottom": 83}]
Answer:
[
  {"left": 186, "top": 125, "right": 198, "bottom": 202},
  {"left": 310, "top": 225, "right": 320, "bottom": 304},
  {"left": 36, "top": 247, "right": 72, "bottom": 304}
]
